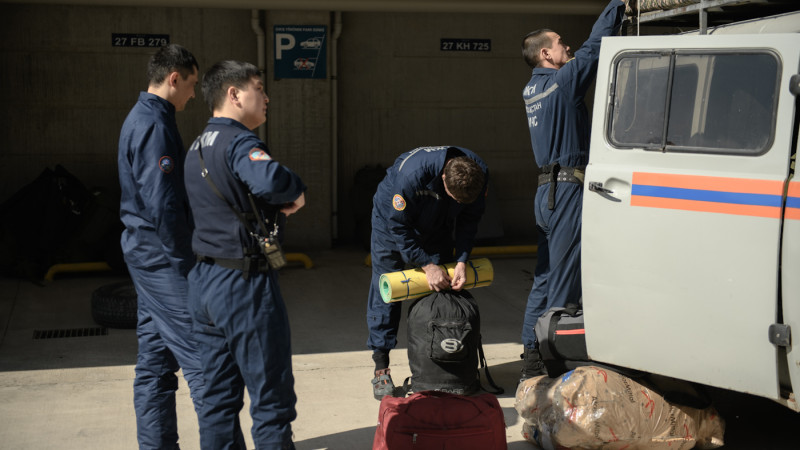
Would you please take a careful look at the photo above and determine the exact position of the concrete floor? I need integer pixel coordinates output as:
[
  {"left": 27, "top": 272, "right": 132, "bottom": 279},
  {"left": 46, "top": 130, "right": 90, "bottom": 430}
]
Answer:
[
  {"left": 0, "top": 247, "right": 797, "bottom": 449},
  {"left": 0, "top": 248, "right": 536, "bottom": 449}
]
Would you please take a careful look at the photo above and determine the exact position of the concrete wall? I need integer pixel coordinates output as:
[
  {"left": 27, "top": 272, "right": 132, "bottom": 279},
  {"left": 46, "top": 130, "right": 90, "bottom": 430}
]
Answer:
[
  {"left": 265, "top": 11, "right": 333, "bottom": 250},
  {"left": 0, "top": 3, "right": 600, "bottom": 251},
  {"left": 333, "top": 11, "right": 597, "bottom": 245}
]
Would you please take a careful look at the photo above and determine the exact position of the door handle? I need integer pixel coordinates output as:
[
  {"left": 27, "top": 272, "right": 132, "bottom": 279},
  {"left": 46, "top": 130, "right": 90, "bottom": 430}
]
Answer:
[{"left": 588, "top": 181, "right": 613, "bottom": 194}]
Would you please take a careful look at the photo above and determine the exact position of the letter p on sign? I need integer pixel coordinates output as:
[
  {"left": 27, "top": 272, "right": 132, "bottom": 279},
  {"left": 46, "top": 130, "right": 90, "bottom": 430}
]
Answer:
[{"left": 275, "top": 33, "right": 295, "bottom": 60}]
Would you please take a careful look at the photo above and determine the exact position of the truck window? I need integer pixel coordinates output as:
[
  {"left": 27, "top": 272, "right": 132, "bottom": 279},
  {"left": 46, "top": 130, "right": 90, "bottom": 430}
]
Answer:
[{"left": 608, "top": 51, "right": 779, "bottom": 155}]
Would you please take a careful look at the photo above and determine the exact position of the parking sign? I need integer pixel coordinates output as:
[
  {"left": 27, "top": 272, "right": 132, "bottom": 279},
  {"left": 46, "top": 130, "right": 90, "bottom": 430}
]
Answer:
[{"left": 274, "top": 25, "right": 327, "bottom": 79}]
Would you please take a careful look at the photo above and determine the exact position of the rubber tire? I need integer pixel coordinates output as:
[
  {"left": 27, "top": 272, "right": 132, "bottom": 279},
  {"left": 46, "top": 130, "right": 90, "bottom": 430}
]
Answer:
[{"left": 91, "top": 281, "right": 138, "bottom": 329}]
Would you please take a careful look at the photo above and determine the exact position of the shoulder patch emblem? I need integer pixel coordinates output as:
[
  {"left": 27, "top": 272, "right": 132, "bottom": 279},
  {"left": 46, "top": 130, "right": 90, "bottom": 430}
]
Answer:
[
  {"left": 158, "top": 156, "right": 174, "bottom": 174},
  {"left": 392, "top": 194, "right": 406, "bottom": 211},
  {"left": 249, "top": 148, "right": 271, "bottom": 161}
]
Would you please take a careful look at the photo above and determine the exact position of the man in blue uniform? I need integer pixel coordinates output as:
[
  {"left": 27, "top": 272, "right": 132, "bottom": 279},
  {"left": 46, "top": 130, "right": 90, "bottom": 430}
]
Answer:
[
  {"left": 184, "top": 60, "right": 306, "bottom": 450},
  {"left": 117, "top": 44, "right": 205, "bottom": 449},
  {"left": 368, "top": 146, "right": 489, "bottom": 399},
  {"left": 519, "top": 0, "right": 626, "bottom": 380}
]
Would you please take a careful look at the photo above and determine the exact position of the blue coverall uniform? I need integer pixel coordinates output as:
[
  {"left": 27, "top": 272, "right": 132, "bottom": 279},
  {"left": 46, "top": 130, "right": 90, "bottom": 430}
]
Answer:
[
  {"left": 521, "top": 0, "right": 625, "bottom": 349},
  {"left": 118, "top": 92, "right": 205, "bottom": 449},
  {"left": 184, "top": 117, "right": 306, "bottom": 450},
  {"left": 367, "top": 146, "right": 489, "bottom": 353}
]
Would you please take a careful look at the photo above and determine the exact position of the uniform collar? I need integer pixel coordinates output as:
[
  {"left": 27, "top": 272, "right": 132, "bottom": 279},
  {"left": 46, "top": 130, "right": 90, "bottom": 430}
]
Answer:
[
  {"left": 532, "top": 67, "right": 558, "bottom": 75},
  {"left": 138, "top": 91, "right": 175, "bottom": 115},
  {"left": 208, "top": 117, "right": 251, "bottom": 131}
]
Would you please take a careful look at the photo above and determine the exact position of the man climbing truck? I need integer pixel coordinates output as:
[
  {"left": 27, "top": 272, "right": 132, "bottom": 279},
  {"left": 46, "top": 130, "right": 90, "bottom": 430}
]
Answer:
[{"left": 580, "top": 7, "right": 800, "bottom": 412}]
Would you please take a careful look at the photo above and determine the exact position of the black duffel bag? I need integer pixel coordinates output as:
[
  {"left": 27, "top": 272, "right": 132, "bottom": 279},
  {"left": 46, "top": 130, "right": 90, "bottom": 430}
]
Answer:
[
  {"left": 534, "top": 304, "right": 710, "bottom": 408},
  {"left": 535, "top": 303, "right": 589, "bottom": 371}
]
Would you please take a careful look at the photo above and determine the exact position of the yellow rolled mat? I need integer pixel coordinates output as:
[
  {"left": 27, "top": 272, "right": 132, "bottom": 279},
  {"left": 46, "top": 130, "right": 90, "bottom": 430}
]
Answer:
[{"left": 379, "top": 258, "right": 494, "bottom": 303}]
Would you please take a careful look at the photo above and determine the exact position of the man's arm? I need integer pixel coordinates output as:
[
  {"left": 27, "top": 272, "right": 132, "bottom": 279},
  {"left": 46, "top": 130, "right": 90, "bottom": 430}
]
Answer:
[
  {"left": 387, "top": 208, "right": 453, "bottom": 291},
  {"left": 280, "top": 191, "right": 305, "bottom": 217},
  {"left": 228, "top": 136, "right": 307, "bottom": 207},
  {"left": 134, "top": 123, "right": 195, "bottom": 276},
  {"left": 557, "top": 0, "right": 626, "bottom": 99},
  {"left": 384, "top": 182, "right": 435, "bottom": 266},
  {"left": 382, "top": 174, "right": 453, "bottom": 291},
  {"left": 453, "top": 188, "right": 487, "bottom": 263},
  {"left": 447, "top": 181, "right": 488, "bottom": 291}
]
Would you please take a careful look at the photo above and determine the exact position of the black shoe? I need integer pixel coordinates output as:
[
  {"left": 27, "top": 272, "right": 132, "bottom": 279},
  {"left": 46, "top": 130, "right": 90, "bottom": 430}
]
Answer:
[{"left": 519, "top": 347, "right": 547, "bottom": 382}]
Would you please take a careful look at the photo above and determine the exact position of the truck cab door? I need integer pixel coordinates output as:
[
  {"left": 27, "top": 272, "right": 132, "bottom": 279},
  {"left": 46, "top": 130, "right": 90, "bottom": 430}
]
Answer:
[{"left": 582, "top": 33, "right": 800, "bottom": 410}]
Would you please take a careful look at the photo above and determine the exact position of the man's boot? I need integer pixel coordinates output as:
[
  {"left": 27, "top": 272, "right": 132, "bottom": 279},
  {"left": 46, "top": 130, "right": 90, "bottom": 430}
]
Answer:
[
  {"left": 371, "top": 351, "right": 395, "bottom": 400},
  {"left": 519, "top": 347, "right": 547, "bottom": 382}
]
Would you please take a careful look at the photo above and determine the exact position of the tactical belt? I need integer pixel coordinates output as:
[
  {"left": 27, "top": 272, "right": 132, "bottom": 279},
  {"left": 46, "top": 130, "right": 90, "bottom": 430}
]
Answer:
[
  {"left": 197, "top": 254, "right": 269, "bottom": 280},
  {"left": 537, "top": 163, "right": 585, "bottom": 210}
]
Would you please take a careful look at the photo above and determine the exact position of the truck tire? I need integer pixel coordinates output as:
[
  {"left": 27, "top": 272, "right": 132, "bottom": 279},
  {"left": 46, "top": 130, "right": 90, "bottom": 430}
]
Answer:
[{"left": 91, "top": 281, "right": 138, "bottom": 329}]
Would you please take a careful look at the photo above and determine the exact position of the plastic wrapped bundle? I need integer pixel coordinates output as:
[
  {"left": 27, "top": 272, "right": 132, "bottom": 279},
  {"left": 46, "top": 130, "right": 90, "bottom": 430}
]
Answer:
[{"left": 514, "top": 366, "right": 725, "bottom": 449}]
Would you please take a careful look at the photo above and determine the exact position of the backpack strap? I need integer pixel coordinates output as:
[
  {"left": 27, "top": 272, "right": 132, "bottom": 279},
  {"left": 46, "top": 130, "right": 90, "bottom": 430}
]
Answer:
[
  {"left": 399, "top": 377, "right": 412, "bottom": 397},
  {"left": 541, "top": 309, "right": 565, "bottom": 361},
  {"left": 196, "top": 145, "right": 258, "bottom": 236},
  {"left": 478, "top": 336, "right": 504, "bottom": 395}
]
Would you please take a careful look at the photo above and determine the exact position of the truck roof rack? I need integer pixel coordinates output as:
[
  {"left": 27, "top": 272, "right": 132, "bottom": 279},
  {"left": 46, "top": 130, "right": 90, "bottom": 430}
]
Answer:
[{"left": 628, "top": 0, "right": 799, "bottom": 34}]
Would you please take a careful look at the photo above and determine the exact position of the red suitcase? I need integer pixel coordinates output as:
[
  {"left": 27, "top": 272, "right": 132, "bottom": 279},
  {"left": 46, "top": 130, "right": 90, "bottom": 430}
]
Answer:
[{"left": 373, "top": 391, "right": 507, "bottom": 450}]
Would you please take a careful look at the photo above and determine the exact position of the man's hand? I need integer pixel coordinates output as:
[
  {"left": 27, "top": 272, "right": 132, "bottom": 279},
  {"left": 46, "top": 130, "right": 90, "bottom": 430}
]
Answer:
[
  {"left": 422, "top": 263, "right": 451, "bottom": 292},
  {"left": 281, "top": 192, "right": 305, "bottom": 217},
  {"left": 450, "top": 261, "right": 467, "bottom": 290}
]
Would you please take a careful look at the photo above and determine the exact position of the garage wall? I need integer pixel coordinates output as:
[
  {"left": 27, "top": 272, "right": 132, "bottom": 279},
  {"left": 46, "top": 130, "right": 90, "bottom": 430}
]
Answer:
[
  {"left": 0, "top": 5, "right": 257, "bottom": 208},
  {"left": 264, "top": 10, "right": 333, "bottom": 250},
  {"left": 0, "top": 3, "right": 602, "bottom": 251},
  {"left": 334, "top": 11, "right": 598, "bottom": 244}
]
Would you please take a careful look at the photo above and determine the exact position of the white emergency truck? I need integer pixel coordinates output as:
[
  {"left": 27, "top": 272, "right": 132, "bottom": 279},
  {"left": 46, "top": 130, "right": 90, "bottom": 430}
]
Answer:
[{"left": 581, "top": 4, "right": 800, "bottom": 411}]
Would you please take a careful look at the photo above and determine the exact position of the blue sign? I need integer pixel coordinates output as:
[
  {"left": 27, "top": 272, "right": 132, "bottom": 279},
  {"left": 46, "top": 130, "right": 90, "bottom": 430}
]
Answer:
[{"left": 274, "top": 25, "right": 327, "bottom": 79}]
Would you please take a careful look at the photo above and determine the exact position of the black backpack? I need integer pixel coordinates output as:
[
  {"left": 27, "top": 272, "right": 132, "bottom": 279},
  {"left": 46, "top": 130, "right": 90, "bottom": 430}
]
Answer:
[{"left": 404, "top": 290, "right": 502, "bottom": 396}]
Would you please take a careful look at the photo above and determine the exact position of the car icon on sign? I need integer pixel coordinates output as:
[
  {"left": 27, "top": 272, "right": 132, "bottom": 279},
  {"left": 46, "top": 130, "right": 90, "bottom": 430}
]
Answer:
[
  {"left": 300, "top": 37, "right": 322, "bottom": 49},
  {"left": 294, "top": 58, "right": 316, "bottom": 70}
]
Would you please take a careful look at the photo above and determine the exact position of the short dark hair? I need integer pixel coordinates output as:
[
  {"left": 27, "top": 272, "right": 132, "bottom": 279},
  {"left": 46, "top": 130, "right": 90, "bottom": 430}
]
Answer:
[
  {"left": 444, "top": 156, "right": 485, "bottom": 204},
  {"left": 146, "top": 44, "right": 198, "bottom": 85},
  {"left": 521, "top": 29, "right": 554, "bottom": 68},
  {"left": 201, "top": 60, "right": 261, "bottom": 112}
]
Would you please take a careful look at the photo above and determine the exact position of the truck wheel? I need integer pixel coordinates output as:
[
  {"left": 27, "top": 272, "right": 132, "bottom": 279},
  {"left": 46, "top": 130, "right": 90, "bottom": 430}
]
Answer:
[{"left": 91, "top": 281, "right": 138, "bottom": 329}]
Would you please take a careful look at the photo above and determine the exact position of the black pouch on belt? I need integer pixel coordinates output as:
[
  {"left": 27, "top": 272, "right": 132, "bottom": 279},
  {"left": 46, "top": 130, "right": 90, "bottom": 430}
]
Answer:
[{"left": 538, "top": 163, "right": 560, "bottom": 210}]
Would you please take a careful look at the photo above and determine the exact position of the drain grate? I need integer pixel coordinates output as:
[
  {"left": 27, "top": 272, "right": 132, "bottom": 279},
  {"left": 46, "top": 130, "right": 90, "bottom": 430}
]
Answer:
[{"left": 33, "top": 327, "right": 109, "bottom": 340}]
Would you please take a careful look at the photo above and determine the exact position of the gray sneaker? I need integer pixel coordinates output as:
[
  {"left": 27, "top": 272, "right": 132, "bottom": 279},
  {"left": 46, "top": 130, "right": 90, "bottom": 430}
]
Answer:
[{"left": 372, "top": 368, "right": 395, "bottom": 400}]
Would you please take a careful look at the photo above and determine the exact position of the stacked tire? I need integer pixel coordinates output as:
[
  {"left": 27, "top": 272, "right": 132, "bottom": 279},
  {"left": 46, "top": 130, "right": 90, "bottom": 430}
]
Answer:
[{"left": 91, "top": 281, "right": 137, "bottom": 329}]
